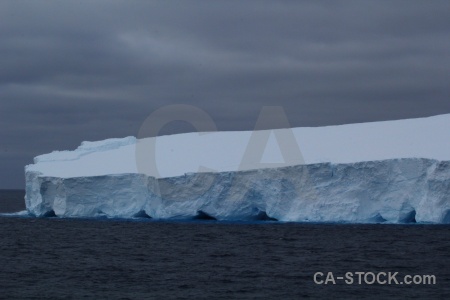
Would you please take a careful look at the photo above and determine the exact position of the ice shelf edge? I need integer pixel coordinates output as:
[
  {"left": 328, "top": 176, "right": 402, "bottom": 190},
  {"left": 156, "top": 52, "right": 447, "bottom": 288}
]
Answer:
[{"left": 25, "top": 158, "right": 450, "bottom": 224}]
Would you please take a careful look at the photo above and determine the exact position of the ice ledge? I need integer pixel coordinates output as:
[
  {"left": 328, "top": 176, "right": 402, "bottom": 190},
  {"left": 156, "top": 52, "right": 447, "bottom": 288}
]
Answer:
[
  {"left": 34, "top": 136, "right": 136, "bottom": 163},
  {"left": 25, "top": 158, "right": 450, "bottom": 224}
]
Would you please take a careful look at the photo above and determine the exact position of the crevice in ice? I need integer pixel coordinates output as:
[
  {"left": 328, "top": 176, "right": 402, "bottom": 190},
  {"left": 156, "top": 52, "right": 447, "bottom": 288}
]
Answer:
[
  {"left": 255, "top": 211, "right": 278, "bottom": 221},
  {"left": 369, "top": 213, "right": 387, "bottom": 223},
  {"left": 133, "top": 210, "right": 152, "bottom": 218},
  {"left": 401, "top": 210, "right": 416, "bottom": 223},
  {"left": 442, "top": 210, "right": 450, "bottom": 224},
  {"left": 42, "top": 210, "right": 57, "bottom": 218},
  {"left": 194, "top": 210, "right": 217, "bottom": 220}
]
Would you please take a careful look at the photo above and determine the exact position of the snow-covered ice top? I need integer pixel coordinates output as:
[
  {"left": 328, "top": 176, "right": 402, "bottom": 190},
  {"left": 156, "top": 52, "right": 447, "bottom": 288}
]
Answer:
[{"left": 26, "top": 114, "right": 450, "bottom": 179}]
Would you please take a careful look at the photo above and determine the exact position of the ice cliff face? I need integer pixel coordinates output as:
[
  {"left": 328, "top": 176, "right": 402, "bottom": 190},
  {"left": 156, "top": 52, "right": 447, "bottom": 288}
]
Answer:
[
  {"left": 25, "top": 158, "right": 450, "bottom": 223},
  {"left": 24, "top": 114, "right": 450, "bottom": 223}
]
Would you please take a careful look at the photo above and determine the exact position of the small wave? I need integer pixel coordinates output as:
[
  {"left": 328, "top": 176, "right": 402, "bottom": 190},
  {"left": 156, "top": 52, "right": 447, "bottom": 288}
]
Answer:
[{"left": 0, "top": 210, "right": 31, "bottom": 217}]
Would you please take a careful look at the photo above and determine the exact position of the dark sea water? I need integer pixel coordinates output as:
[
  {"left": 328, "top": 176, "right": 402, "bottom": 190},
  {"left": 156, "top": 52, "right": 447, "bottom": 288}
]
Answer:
[{"left": 1, "top": 190, "right": 449, "bottom": 299}]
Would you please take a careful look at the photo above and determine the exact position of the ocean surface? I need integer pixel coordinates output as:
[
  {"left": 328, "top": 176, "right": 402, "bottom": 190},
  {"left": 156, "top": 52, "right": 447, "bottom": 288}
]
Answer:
[{"left": 1, "top": 190, "right": 449, "bottom": 299}]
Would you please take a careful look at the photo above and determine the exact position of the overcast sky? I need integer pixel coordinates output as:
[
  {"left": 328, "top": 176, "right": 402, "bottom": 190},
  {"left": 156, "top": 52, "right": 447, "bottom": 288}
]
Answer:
[{"left": 1, "top": 1, "right": 450, "bottom": 189}]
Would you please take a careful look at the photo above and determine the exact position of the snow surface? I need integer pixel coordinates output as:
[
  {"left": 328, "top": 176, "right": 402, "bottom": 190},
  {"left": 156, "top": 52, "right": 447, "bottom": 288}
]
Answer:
[{"left": 24, "top": 114, "right": 450, "bottom": 223}]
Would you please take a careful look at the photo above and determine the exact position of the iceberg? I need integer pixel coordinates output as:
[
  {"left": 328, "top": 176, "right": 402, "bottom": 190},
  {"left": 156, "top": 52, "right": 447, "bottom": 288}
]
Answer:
[{"left": 25, "top": 114, "right": 450, "bottom": 223}]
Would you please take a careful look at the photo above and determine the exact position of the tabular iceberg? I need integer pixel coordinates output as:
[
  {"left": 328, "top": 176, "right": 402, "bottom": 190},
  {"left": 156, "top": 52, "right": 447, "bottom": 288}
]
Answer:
[{"left": 25, "top": 114, "right": 450, "bottom": 223}]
